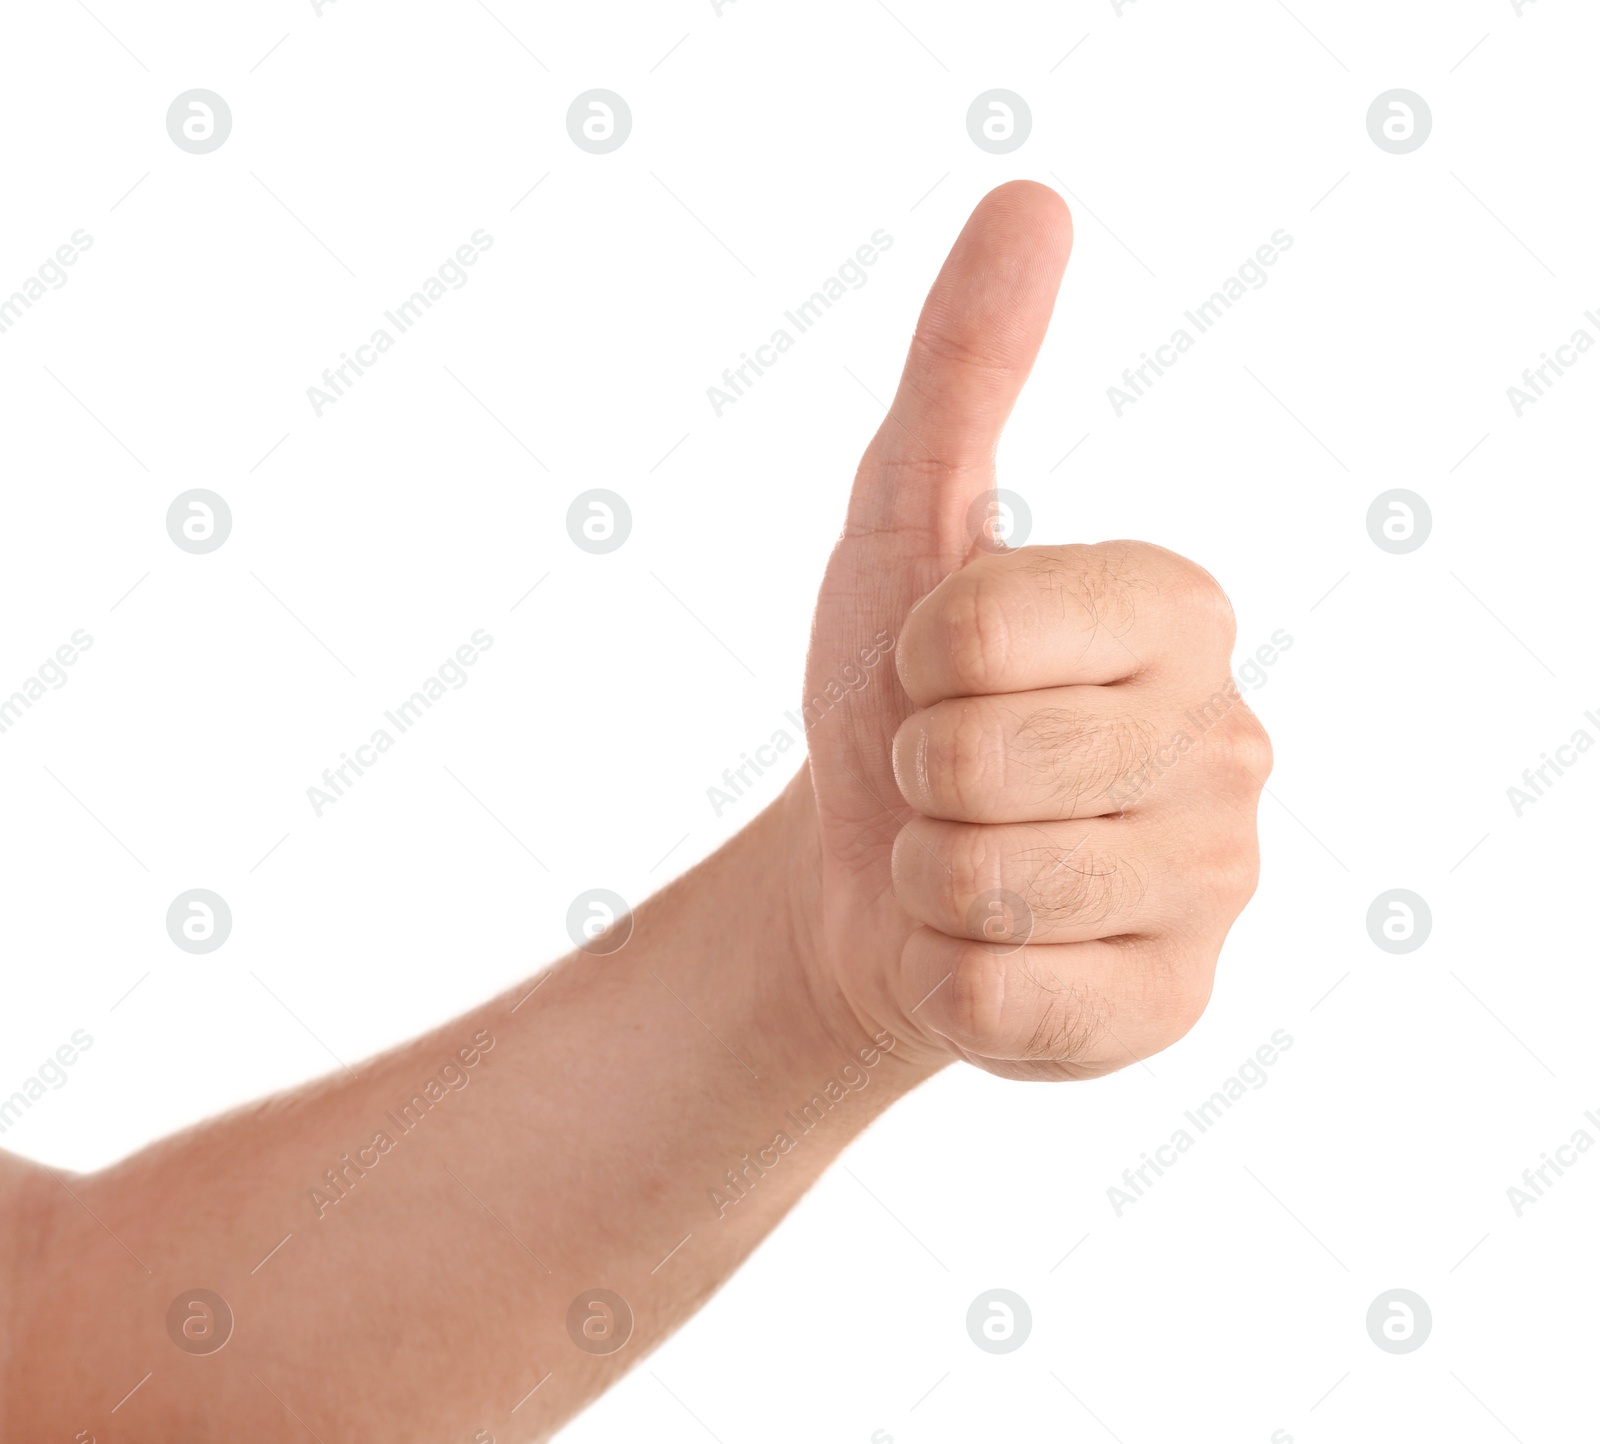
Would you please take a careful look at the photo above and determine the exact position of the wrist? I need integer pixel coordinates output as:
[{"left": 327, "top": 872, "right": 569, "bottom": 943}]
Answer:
[{"left": 759, "top": 764, "right": 944, "bottom": 1096}]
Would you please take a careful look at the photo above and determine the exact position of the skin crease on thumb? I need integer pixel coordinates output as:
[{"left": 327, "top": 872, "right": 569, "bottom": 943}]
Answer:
[
  {"left": 899, "top": 181, "right": 1073, "bottom": 439},
  {"left": 858, "top": 180, "right": 1074, "bottom": 557}
]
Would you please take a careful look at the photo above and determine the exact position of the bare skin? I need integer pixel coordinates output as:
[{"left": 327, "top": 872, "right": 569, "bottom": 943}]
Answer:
[{"left": 0, "top": 181, "right": 1269, "bottom": 1441}]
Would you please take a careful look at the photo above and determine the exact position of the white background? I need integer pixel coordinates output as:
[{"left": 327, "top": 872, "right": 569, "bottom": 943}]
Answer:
[{"left": 2, "top": 0, "right": 1596, "bottom": 1439}]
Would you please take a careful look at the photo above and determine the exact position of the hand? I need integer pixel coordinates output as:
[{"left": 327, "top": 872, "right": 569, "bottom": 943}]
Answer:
[
  {"left": 0, "top": 179, "right": 1271, "bottom": 1444},
  {"left": 792, "top": 181, "right": 1272, "bottom": 1081}
]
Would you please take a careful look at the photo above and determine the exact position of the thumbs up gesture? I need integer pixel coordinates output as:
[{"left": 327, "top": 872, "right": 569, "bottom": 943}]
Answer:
[{"left": 796, "top": 182, "right": 1271, "bottom": 1081}]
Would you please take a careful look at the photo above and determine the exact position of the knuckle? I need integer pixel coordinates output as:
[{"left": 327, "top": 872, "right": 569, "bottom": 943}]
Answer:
[
  {"left": 1173, "top": 563, "right": 1235, "bottom": 646},
  {"left": 940, "top": 942, "right": 1008, "bottom": 1051},
  {"left": 1164, "top": 971, "right": 1216, "bottom": 1041},
  {"left": 946, "top": 823, "right": 1004, "bottom": 916},
  {"left": 1141, "top": 947, "right": 1217, "bottom": 1042},
  {"left": 924, "top": 702, "right": 1007, "bottom": 819},
  {"left": 942, "top": 572, "right": 1013, "bottom": 697},
  {"left": 1241, "top": 710, "right": 1275, "bottom": 781},
  {"left": 938, "top": 944, "right": 1109, "bottom": 1063},
  {"left": 1210, "top": 835, "right": 1262, "bottom": 911},
  {"left": 1207, "top": 709, "right": 1274, "bottom": 786},
  {"left": 1120, "top": 543, "right": 1234, "bottom": 649}
]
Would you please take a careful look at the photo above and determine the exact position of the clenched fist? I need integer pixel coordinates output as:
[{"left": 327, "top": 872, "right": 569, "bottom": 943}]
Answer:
[{"left": 794, "top": 181, "right": 1271, "bottom": 1081}]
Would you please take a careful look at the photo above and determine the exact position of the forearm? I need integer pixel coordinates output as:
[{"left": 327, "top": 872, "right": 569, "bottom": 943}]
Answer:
[
  {"left": 4, "top": 181, "right": 1268, "bottom": 1441},
  {"left": 11, "top": 773, "right": 936, "bottom": 1441}
]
